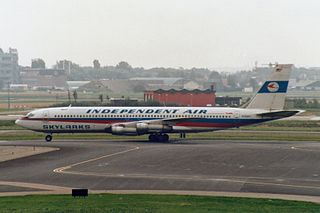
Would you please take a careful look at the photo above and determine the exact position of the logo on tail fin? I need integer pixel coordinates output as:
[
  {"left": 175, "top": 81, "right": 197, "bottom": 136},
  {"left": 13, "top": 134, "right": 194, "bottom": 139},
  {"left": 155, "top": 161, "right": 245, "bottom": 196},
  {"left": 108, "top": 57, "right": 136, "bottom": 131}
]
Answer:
[
  {"left": 267, "top": 82, "right": 279, "bottom": 92},
  {"left": 258, "top": 81, "right": 288, "bottom": 93}
]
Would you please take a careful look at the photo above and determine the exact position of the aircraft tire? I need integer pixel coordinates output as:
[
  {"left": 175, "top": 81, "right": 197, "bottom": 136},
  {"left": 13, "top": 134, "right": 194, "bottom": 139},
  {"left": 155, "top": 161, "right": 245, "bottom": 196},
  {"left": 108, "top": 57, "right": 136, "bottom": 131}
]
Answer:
[
  {"left": 45, "top": 135, "right": 53, "bottom": 142},
  {"left": 157, "top": 134, "right": 169, "bottom": 142},
  {"left": 148, "top": 134, "right": 157, "bottom": 142},
  {"left": 162, "top": 134, "right": 169, "bottom": 142},
  {"left": 149, "top": 134, "right": 169, "bottom": 142}
]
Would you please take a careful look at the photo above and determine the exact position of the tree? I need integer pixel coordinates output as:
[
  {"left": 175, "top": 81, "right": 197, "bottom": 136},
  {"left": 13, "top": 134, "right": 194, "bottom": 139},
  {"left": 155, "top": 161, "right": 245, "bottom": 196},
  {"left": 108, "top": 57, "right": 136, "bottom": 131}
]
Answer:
[
  {"left": 116, "top": 61, "right": 132, "bottom": 70},
  {"left": 55, "top": 60, "right": 80, "bottom": 70},
  {"left": 133, "top": 84, "right": 146, "bottom": 92},
  {"left": 67, "top": 90, "right": 71, "bottom": 103},
  {"left": 99, "top": 94, "right": 103, "bottom": 103},
  {"left": 227, "top": 75, "right": 238, "bottom": 89},
  {"left": 73, "top": 90, "right": 78, "bottom": 102},
  {"left": 0, "top": 80, "right": 4, "bottom": 90},
  {"left": 249, "top": 77, "right": 259, "bottom": 90},
  {"left": 93, "top": 59, "right": 100, "bottom": 69},
  {"left": 31, "top": 58, "right": 46, "bottom": 69}
]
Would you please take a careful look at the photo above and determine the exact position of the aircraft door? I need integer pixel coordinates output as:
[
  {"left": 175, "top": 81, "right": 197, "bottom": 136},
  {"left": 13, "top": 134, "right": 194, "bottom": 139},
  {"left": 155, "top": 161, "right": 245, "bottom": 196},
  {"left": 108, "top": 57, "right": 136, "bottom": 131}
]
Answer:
[
  {"left": 233, "top": 111, "right": 240, "bottom": 128},
  {"left": 43, "top": 110, "right": 49, "bottom": 122}
]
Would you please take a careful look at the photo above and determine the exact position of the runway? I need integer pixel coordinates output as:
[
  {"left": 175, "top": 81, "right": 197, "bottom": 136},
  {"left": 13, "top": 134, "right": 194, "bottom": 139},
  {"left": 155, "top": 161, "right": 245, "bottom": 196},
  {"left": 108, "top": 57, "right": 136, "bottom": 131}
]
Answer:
[{"left": 1, "top": 139, "right": 320, "bottom": 200}]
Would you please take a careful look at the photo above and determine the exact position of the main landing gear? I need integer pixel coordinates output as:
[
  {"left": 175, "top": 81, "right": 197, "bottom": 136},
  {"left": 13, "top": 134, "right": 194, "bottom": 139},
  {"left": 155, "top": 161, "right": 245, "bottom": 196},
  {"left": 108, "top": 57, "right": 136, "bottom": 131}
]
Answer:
[
  {"left": 180, "top": 133, "right": 186, "bottom": 139},
  {"left": 148, "top": 134, "right": 169, "bottom": 142},
  {"left": 45, "top": 134, "right": 53, "bottom": 142}
]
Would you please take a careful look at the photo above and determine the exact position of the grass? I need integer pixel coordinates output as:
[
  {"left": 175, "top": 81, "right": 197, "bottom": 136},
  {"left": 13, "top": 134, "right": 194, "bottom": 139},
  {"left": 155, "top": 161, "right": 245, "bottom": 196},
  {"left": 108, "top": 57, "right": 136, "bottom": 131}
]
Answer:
[
  {"left": 0, "top": 120, "right": 24, "bottom": 130},
  {"left": 302, "top": 108, "right": 320, "bottom": 116},
  {"left": 0, "top": 194, "right": 319, "bottom": 213},
  {"left": 240, "top": 120, "right": 320, "bottom": 132}
]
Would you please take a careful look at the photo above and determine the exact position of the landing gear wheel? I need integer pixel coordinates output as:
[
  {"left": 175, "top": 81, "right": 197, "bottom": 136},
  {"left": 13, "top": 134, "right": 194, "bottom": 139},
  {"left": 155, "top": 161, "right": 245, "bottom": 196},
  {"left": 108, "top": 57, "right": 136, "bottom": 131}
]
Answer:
[
  {"left": 45, "top": 135, "right": 52, "bottom": 142},
  {"left": 148, "top": 134, "right": 157, "bottom": 142},
  {"left": 162, "top": 134, "right": 169, "bottom": 142}
]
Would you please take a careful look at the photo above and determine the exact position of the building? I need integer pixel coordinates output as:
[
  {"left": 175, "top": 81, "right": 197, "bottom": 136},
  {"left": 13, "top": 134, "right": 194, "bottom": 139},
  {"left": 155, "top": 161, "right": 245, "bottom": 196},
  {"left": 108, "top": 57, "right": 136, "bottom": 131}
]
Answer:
[
  {"left": 9, "top": 84, "right": 28, "bottom": 91},
  {"left": 144, "top": 89, "right": 216, "bottom": 107},
  {"left": 215, "top": 96, "right": 242, "bottom": 107},
  {"left": 0, "top": 48, "right": 20, "bottom": 86},
  {"left": 129, "top": 77, "right": 183, "bottom": 90},
  {"left": 20, "top": 68, "right": 67, "bottom": 90},
  {"left": 110, "top": 98, "right": 139, "bottom": 106},
  {"left": 78, "top": 79, "right": 148, "bottom": 93},
  {"left": 295, "top": 80, "right": 320, "bottom": 91},
  {"left": 67, "top": 81, "right": 90, "bottom": 90}
]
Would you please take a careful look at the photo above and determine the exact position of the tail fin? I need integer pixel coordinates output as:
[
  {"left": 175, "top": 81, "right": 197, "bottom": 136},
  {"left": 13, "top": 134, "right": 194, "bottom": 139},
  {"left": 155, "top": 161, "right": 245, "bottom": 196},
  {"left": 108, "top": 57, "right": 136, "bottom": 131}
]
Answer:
[{"left": 246, "top": 64, "right": 293, "bottom": 110}]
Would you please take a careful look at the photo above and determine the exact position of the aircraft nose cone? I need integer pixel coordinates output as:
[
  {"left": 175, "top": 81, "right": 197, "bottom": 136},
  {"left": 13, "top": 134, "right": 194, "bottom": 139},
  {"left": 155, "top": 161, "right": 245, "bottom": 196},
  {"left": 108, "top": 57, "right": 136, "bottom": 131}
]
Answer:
[{"left": 15, "top": 119, "right": 20, "bottom": 125}]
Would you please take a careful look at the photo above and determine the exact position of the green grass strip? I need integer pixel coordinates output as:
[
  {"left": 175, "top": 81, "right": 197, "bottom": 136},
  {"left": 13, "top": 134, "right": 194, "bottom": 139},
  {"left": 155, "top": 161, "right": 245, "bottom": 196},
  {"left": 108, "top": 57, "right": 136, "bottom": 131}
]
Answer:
[{"left": 0, "top": 194, "right": 319, "bottom": 213}]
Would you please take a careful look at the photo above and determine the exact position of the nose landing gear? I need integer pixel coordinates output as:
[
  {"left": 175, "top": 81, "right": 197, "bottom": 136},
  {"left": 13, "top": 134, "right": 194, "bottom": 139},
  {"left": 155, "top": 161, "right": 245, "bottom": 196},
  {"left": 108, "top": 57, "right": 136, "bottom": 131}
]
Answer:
[
  {"left": 148, "top": 133, "right": 169, "bottom": 142},
  {"left": 45, "top": 134, "right": 53, "bottom": 142}
]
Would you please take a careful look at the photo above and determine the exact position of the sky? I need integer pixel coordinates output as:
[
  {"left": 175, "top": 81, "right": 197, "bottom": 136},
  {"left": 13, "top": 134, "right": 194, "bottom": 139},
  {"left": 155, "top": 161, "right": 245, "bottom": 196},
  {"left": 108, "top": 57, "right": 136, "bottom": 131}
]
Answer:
[{"left": 1, "top": 0, "right": 320, "bottom": 71}]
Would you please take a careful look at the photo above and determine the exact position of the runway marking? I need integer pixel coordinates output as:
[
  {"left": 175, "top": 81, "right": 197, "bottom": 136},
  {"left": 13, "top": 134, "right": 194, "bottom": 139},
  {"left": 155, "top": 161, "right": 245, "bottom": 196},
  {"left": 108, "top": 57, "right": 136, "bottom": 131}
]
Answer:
[
  {"left": 293, "top": 146, "right": 320, "bottom": 152},
  {"left": 53, "top": 146, "right": 140, "bottom": 173}
]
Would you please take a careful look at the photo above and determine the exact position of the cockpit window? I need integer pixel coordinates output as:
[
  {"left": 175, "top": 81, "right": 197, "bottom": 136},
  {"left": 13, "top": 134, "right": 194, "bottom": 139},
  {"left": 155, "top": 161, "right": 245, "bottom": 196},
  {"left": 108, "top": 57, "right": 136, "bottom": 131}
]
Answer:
[{"left": 26, "top": 112, "right": 35, "bottom": 118}]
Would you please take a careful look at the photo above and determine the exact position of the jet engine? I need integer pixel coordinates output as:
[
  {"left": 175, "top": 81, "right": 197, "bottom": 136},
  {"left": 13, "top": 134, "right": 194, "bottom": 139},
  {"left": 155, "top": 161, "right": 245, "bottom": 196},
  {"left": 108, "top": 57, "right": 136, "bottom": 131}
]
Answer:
[
  {"left": 108, "top": 122, "right": 172, "bottom": 135},
  {"left": 136, "top": 122, "right": 172, "bottom": 134},
  {"left": 110, "top": 125, "right": 137, "bottom": 135}
]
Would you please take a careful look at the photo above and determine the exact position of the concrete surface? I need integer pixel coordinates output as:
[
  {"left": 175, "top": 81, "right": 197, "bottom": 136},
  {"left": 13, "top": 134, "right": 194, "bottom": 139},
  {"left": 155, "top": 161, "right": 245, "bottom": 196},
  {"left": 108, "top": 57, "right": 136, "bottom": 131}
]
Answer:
[
  {"left": 0, "top": 139, "right": 320, "bottom": 203},
  {"left": 0, "top": 146, "right": 59, "bottom": 163}
]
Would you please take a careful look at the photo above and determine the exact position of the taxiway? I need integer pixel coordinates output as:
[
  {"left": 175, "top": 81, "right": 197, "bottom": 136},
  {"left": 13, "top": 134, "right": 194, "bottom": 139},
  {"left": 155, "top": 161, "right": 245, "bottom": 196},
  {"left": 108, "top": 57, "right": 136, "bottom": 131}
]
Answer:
[{"left": 0, "top": 139, "right": 320, "bottom": 199}]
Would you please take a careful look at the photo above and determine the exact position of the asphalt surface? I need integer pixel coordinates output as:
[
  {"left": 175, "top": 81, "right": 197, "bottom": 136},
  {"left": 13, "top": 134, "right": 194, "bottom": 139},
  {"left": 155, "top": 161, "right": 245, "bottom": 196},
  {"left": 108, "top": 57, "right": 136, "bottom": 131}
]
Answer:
[{"left": 1, "top": 139, "right": 320, "bottom": 197}]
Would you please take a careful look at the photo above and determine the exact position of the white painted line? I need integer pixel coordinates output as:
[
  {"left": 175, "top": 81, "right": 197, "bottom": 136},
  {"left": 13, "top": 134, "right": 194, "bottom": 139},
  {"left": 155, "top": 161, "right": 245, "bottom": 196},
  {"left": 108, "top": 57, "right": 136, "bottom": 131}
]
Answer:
[{"left": 53, "top": 146, "right": 140, "bottom": 173}]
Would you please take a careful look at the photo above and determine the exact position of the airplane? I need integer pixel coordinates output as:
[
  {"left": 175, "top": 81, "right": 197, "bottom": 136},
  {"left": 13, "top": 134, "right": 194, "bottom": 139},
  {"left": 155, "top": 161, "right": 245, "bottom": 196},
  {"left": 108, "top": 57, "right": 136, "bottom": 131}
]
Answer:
[{"left": 15, "top": 64, "right": 300, "bottom": 142}]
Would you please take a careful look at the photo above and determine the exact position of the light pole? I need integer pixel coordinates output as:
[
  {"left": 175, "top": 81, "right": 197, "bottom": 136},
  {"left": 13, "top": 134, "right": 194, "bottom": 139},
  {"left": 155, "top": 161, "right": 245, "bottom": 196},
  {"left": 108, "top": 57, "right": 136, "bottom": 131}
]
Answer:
[{"left": 7, "top": 81, "right": 10, "bottom": 110}]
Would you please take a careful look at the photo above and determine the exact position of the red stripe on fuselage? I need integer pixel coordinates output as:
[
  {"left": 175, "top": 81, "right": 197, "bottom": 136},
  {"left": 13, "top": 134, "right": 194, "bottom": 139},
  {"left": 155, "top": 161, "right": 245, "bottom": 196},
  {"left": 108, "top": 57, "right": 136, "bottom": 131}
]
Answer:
[{"left": 175, "top": 122, "right": 237, "bottom": 128}]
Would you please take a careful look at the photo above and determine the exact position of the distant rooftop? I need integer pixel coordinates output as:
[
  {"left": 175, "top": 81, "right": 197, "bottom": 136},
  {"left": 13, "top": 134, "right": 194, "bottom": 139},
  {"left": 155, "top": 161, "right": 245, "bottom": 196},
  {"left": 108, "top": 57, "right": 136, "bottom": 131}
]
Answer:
[
  {"left": 130, "top": 77, "right": 182, "bottom": 85},
  {"left": 146, "top": 88, "right": 215, "bottom": 94}
]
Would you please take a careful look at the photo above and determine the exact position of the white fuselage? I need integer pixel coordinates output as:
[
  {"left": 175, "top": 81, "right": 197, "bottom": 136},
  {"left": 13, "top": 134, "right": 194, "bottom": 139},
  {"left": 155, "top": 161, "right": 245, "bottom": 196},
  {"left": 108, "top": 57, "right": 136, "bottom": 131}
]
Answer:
[{"left": 16, "top": 106, "right": 270, "bottom": 135}]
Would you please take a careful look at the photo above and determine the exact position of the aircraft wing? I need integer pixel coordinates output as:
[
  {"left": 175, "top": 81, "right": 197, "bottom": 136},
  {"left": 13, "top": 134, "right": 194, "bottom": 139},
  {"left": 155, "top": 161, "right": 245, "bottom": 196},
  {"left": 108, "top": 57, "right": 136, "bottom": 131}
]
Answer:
[
  {"left": 109, "top": 117, "right": 193, "bottom": 128},
  {"left": 104, "top": 117, "right": 195, "bottom": 134}
]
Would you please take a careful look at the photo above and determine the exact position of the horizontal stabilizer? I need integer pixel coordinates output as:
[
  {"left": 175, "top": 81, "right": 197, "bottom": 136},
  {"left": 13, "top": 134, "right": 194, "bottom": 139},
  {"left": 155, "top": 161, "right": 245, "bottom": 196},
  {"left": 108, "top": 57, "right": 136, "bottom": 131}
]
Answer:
[{"left": 257, "top": 110, "right": 300, "bottom": 118}]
